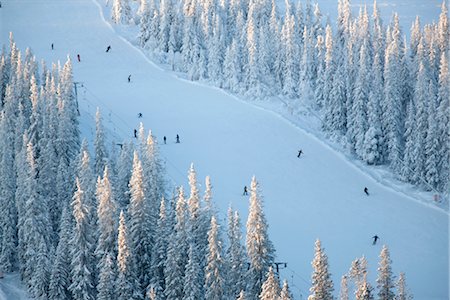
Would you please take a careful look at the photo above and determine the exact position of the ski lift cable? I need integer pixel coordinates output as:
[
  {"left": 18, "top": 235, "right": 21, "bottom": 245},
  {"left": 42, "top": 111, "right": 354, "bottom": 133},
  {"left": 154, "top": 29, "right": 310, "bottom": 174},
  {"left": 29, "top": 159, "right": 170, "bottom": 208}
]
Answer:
[{"left": 77, "top": 82, "right": 193, "bottom": 186}]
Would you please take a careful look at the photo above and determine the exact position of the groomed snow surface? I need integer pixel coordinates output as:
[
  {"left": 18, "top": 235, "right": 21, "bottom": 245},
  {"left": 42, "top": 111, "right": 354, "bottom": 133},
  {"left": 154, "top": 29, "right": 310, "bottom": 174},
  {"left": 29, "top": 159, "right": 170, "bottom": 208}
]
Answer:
[{"left": 1, "top": 0, "right": 448, "bottom": 299}]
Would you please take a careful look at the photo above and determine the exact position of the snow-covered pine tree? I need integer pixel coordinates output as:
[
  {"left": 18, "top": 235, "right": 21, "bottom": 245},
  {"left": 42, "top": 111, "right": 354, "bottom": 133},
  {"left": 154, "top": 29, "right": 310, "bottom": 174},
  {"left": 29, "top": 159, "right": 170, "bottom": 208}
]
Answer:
[
  {"left": 308, "top": 239, "right": 333, "bottom": 300},
  {"left": 376, "top": 245, "right": 395, "bottom": 300},
  {"left": 259, "top": 267, "right": 280, "bottom": 300},
  {"left": 205, "top": 216, "right": 225, "bottom": 300},
  {"left": 246, "top": 176, "right": 275, "bottom": 300}
]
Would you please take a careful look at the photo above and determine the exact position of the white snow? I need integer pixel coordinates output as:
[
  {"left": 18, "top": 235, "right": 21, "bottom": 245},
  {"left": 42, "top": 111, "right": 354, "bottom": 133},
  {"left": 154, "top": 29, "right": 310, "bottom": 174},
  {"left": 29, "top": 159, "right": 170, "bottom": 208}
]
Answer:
[
  {"left": 0, "top": 274, "right": 30, "bottom": 300},
  {"left": 1, "top": 0, "right": 448, "bottom": 299}
]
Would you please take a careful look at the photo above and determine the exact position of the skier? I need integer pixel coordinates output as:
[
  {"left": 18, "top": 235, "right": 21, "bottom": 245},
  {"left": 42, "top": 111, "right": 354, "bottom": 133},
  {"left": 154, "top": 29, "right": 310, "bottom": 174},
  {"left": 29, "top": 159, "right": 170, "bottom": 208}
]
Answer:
[
  {"left": 243, "top": 186, "right": 248, "bottom": 196},
  {"left": 77, "top": 54, "right": 81, "bottom": 62},
  {"left": 134, "top": 129, "right": 137, "bottom": 138},
  {"left": 138, "top": 112, "right": 143, "bottom": 118},
  {"left": 372, "top": 235, "right": 379, "bottom": 245},
  {"left": 106, "top": 45, "right": 111, "bottom": 52},
  {"left": 163, "top": 136, "right": 166, "bottom": 144},
  {"left": 51, "top": 43, "right": 54, "bottom": 50},
  {"left": 128, "top": 75, "right": 131, "bottom": 83},
  {"left": 176, "top": 134, "right": 180, "bottom": 143},
  {"left": 364, "top": 187, "right": 369, "bottom": 196},
  {"left": 297, "top": 149, "right": 303, "bottom": 158}
]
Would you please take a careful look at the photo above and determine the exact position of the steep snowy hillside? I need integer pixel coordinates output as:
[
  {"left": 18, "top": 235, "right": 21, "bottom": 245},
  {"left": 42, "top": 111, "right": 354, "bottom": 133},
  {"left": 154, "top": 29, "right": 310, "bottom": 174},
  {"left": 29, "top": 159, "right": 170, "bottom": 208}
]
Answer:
[{"left": 1, "top": 0, "right": 448, "bottom": 299}]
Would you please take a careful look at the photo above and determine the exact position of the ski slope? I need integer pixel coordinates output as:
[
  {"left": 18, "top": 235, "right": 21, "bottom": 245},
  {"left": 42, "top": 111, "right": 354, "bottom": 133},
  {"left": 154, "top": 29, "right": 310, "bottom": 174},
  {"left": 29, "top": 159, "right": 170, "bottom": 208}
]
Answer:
[{"left": 1, "top": 0, "right": 448, "bottom": 299}]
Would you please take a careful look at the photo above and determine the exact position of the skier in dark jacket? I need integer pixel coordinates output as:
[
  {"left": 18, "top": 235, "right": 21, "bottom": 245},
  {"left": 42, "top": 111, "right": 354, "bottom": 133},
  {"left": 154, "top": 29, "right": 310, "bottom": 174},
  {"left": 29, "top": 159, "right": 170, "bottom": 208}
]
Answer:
[
  {"left": 372, "top": 235, "right": 379, "bottom": 245},
  {"left": 163, "top": 136, "right": 166, "bottom": 144},
  {"left": 243, "top": 186, "right": 248, "bottom": 196},
  {"left": 106, "top": 45, "right": 111, "bottom": 52},
  {"left": 297, "top": 149, "right": 303, "bottom": 158},
  {"left": 364, "top": 187, "right": 369, "bottom": 196},
  {"left": 77, "top": 54, "right": 81, "bottom": 62},
  {"left": 134, "top": 129, "right": 137, "bottom": 138},
  {"left": 128, "top": 75, "right": 131, "bottom": 83},
  {"left": 176, "top": 134, "right": 180, "bottom": 143}
]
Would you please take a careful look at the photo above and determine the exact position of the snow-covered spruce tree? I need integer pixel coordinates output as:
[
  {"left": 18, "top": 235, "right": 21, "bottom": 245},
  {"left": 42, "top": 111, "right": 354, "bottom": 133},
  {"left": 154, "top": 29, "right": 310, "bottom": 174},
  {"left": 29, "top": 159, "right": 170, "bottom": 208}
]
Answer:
[
  {"left": 437, "top": 1, "right": 449, "bottom": 56},
  {"left": 183, "top": 243, "right": 203, "bottom": 300},
  {"left": 94, "top": 108, "right": 108, "bottom": 179},
  {"left": 165, "top": 187, "right": 188, "bottom": 299},
  {"left": 205, "top": 216, "right": 225, "bottom": 300},
  {"left": 382, "top": 14, "right": 406, "bottom": 173},
  {"left": 355, "top": 272, "right": 374, "bottom": 300},
  {"left": 69, "top": 178, "right": 96, "bottom": 300},
  {"left": 351, "top": 43, "right": 370, "bottom": 159},
  {"left": 116, "top": 141, "right": 134, "bottom": 209},
  {"left": 321, "top": 24, "right": 335, "bottom": 131},
  {"left": 96, "top": 166, "right": 118, "bottom": 299},
  {"left": 348, "top": 256, "right": 368, "bottom": 295},
  {"left": 259, "top": 267, "right": 280, "bottom": 300},
  {"left": 362, "top": 52, "right": 383, "bottom": 165},
  {"left": 0, "top": 109, "right": 18, "bottom": 272},
  {"left": 57, "top": 57, "right": 80, "bottom": 168},
  {"left": 158, "top": 0, "right": 173, "bottom": 54},
  {"left": 128, "top": 151, "right": 152, "bottom": 297},
  {"left": 280, "top": 1, "right": 299, "bottom": 99},
  {"left": 436, "top": 52, "right": 450, "bottom": 192},
  {"left": 279, "top": 279, "right": 293, "bottom": 300},
  {"left": 424, "top": 81, "right": 440, "bottom": 190},
  {"left": 21, "top": 141, "right": 52, "bottom": 298},
  {"left": 308, "top": 239, "right": 333, "bottom": 300},
  {"left": 394, "top": 273, "right": 412, "bottom": 300},
  {"left": 376, "top": 245, "right": 395, "bottom": 300},
  {"left": 112, "top": 0, "right": 132, "bottom": 24},
  {"left": 244, "top": 10, "right": 262, "bottom": 97},
  {"left": 141, "top": 130, "right": 166, "bottom": 249},
  {"left": 339, "top": 275, "right": 349, "bottom": 300},
  {"left": 226, "top": 208, "right": 246, "bottom": 299},
  {"left": 410, "top": 58, "right": 430, "bottom": 185},
  {"left": 237, "top": 290, "right": 247, "bottom": 300},
  {"left": 246, "top": 176, "right": 275, "bottom": 300},
  {"left": 97, "top": 253, "right": 116, "bottom": 300},
  {"left": 149, "top": 199, "right": 169, "bottom": 295},
  {"left": 48, "top": 205, "right": 73, "bottom": 300},
  {"left": 186, "top": 164, "right": 208, "bottom": 297},
  {"left": 116, "top": 210, "right": 141, "bottom": 300}
]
